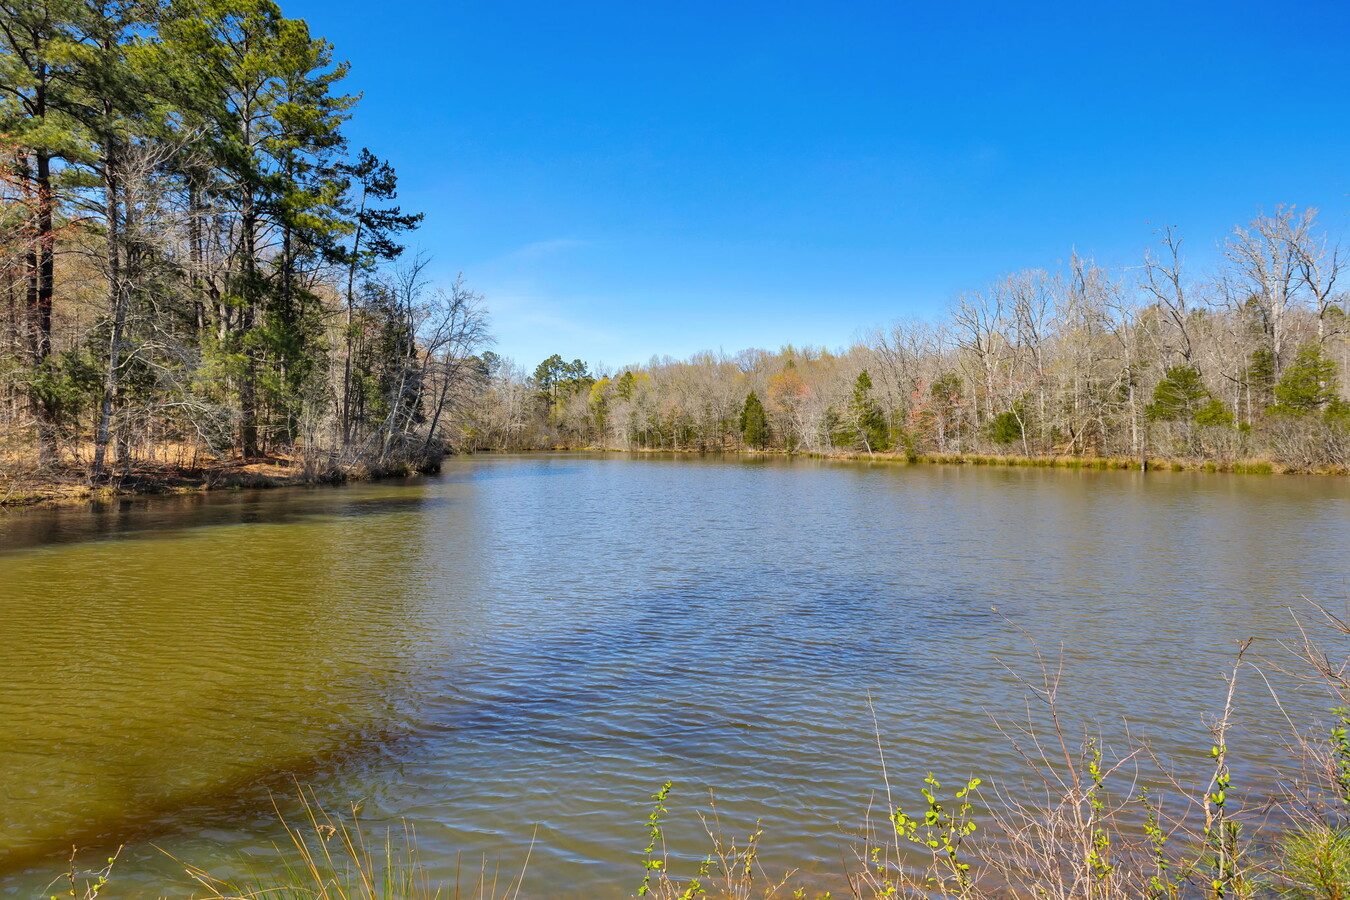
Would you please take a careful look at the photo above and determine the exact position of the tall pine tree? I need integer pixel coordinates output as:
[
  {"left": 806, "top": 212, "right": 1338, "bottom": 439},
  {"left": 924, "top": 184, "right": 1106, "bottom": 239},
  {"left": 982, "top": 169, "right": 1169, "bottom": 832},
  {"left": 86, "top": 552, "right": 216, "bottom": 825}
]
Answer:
[{"left": 739, "top": 390, "right": 769, "bottom": 449}]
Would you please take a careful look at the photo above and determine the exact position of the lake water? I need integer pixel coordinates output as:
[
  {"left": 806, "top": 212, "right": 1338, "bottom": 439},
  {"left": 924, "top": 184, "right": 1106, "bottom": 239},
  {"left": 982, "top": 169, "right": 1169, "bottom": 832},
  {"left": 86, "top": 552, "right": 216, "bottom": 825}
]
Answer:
[{"left": 1, "top": 454, "right": 1348, "bottom": 897}]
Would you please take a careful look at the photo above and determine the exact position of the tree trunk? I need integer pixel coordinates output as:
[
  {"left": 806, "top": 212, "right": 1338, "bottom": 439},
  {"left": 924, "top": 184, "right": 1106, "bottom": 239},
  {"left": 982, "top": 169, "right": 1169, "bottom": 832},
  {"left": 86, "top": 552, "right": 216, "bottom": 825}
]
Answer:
[
  {"left": 29, "top": 151, "right": 58, "bottom": 465},
  {"left": 340, "top": 195, "right": 367, "bottom": 447},
  {"left": 239, "top": 183, "right": 260, "bottom": 458},
  {"left": 92, "top": 144, "right": 124, "bottom": 480}
]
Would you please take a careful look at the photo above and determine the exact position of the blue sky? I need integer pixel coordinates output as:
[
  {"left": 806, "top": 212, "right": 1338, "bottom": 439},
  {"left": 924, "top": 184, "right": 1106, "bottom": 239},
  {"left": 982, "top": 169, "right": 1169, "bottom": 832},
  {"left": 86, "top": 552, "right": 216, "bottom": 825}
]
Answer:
[{"left": 285, "top": 0, "right": 1350, "bottom": 373}]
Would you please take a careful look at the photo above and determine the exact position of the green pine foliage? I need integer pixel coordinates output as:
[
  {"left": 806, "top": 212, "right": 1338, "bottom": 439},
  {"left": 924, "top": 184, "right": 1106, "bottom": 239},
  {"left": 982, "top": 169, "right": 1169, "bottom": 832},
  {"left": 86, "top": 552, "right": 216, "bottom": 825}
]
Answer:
[
  {"left": 1194, "top": 399, "right": 1236, "bottom": 428},
  {"left": 0, "top": 0, "right": 486, "bottom": 477},
  {"left": 1248, "top": 348, "right": 1277, "bottom": 408},
  {"left": 532, "top": 355, "right": 593, "bottom": 417},
  {"left": 1147, "top": 366, "right": 1211, "bottom": 422},
  {"left": 989, "top": 407, "right": 1024, "bottom": 445},
  {"left": 1273, "top": 344, "right": 1338, "bottom": 415},
  {"left": 843, "top": 370, "right": 889, "bottom": 452},
  {"left": 739, "top": 391, "right": 770, "bottom": 448}
]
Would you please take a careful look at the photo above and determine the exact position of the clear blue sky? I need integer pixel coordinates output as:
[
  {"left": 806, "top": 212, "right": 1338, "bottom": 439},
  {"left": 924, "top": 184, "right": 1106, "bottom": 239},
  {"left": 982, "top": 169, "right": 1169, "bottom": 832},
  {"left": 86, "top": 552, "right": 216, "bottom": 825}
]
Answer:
[{"left": 285, "top": 0, "right": 1350, "bottom": 373}]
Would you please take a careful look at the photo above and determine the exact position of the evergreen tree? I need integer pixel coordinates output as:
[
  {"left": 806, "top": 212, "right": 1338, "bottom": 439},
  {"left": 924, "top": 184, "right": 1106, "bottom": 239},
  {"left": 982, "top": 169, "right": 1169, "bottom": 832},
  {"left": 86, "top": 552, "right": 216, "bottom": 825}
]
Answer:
[
  {"left": 530, "top": 355, "right": 591, "bottom": 418},
  {"left": 990, "top": 408, "right": 1023, "bottom": 445},
  {"left": 335, "top": 148, "right": 422, "bottom": 442},
  {"left": 532, "top": 353, "right": 566, "bottom": 409},
  {"left": 0, "top": 0, "right": 93, "bottom": 460},
  {"left": 158, "top": 0, "right": 365, "bottom": 455},
  {"left": 0, "top": 0, "right": 488, "bottom": 475},
  {"left": 1273, "top": 344, "right": 1338, "bottom": 414},
  {"left": 739, "top": 391, "right": 769, "bottom": 448},
  {"left": 1194, "top": 399, "right": 1235, "bottom": 428},
  {"left": 1146, "top": 366, "right": 1210, "bottom": 421},
  {"left": 263, "top": 17, "right": 356, "bottom": 444},
  {"left": 560, "top": 358, "right": 592, "bottom": 395},
  {"left": 171, "top": 0, "right": 285, "bottom": 455},
  {"left": 72, "top": 0, "right": 170, "bottom": 477},
  {"left": 1247, "top": 348, "right": 1276, "bottom": 410},
  {"left": 842, "top": 370, "right": 888, "bottom": 452}
]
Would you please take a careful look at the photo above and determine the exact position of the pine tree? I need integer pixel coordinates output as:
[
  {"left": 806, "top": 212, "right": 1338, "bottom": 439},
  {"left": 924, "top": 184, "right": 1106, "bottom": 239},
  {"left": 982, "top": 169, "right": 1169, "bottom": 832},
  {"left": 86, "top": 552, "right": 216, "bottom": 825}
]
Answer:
[
  {"left": 1147, "top": 366, "right": 1210, "bottom": 421},
  {"left": 1273, "top": 344, "right": 1338, "bottom": 414},
  {"left": 264, "top": 17, "right": 356, "bottom": 444},
  {"left": 71, "top": 0, "right": 167, "bottom": 477},
  {"left": 845, "top": 370, "right": 888, "bottom": 452},
  {"left": 0, "top": 0, "right": 93, "bottom": 460},
  {"left": 335, "top": 148, "right": 422, "bottom": 443},
  {"left": 990, "top": 407, "right": 1023, "bottom": 445},
  {"left": 739, "top": 391, "right": 769, "bottom": 448},
  {"left": 0, "top": 0, "right": 487, "bottom": 473}
]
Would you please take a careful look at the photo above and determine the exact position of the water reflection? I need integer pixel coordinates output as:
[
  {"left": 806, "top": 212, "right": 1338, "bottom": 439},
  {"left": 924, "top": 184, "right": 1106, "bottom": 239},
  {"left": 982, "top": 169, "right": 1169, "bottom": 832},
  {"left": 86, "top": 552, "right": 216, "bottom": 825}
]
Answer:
[
  {"left": 0, "top": 482, "right": 453, "bottom": 553},
  {"left": 1, "top": 456, "right": 1348, "bottom": 898},
  {"left": 0, "top": 485, "right": 437, "bottom": 882}
]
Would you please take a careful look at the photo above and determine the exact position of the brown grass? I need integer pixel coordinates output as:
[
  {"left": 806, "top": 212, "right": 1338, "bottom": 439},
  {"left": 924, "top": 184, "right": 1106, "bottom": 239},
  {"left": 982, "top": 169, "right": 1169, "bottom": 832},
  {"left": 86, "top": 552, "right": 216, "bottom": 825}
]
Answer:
[{"left": 0, "top": 450, "right": 323, "bottom": 507}]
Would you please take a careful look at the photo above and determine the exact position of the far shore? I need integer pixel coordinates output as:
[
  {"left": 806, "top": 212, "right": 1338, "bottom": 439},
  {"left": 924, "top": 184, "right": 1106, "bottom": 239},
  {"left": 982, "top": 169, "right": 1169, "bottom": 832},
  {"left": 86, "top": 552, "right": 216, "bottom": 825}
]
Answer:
[
  {"left": 3, "top": 445, "right": 1339, "bottom": 511},
  {"left": 515, "top": 444, "right": 1341, "bottom": 476},
  {"left": 0, "top": 456, "right": 329, "bottom": 509}
]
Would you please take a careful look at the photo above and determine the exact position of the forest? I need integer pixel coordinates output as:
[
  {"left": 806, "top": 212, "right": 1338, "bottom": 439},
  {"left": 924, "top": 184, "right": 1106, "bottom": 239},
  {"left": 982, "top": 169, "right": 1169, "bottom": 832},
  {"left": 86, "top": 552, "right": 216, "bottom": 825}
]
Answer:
[
  {"left": 477, "top": 210, "right": 1350, "bottom": 472},
  {"left": 3, "top": 4, "right": 1350, "bottom": 489},
  {"left": 0, "top": 0, "right": 489, "bottom": 489}
]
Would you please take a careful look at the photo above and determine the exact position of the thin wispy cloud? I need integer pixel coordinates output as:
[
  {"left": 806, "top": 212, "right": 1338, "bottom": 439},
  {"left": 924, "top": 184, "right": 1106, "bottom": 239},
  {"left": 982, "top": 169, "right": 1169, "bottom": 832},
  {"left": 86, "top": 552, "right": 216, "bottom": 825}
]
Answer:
[
  {"left": 512, "top": 238, "right": 591, "bottom": 260},
  {"left": 487, "top": 288, "right": 619, "bottom": 363},
  {"left": 483, "top": 238, "right": 593, "bottom": 270}
]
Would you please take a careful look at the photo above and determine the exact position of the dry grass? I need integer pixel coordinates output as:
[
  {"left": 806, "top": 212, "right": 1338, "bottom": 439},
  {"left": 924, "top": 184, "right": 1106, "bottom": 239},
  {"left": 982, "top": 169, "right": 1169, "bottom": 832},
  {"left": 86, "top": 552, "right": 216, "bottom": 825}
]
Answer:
[
  {"left": 0, "top": 440, "right": 342, "bottom": 507},
  {"left": 629, "top": 604, "right": 1350, "bottom": 900},
  {"left": 180, "top": 790, "right": 533, "bottom": 900}
]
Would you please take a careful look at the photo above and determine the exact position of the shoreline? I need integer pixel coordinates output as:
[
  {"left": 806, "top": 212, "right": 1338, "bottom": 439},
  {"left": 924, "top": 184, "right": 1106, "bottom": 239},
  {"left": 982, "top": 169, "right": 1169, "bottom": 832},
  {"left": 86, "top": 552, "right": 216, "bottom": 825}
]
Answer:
[
  {"left": 493, "top": 445, "right": 1338, "bottom": 476},
  {"left": 0, "top": 456, "right": 357, "bottom": 509},
  {"left": 3, "top": 446, "right": 1338, "bottom": 509},
  {"left": 3, "top": 452, "right": 1347, "bottom": 898}
]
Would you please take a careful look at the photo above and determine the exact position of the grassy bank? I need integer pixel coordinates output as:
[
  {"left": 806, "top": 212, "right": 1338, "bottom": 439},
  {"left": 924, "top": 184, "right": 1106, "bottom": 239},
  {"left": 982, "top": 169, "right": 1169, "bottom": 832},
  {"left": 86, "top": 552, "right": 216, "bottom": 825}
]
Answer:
[
  {"left": 0, "top": 457, "right": 316, "bottom": 507},
  {"left": 523, "top": 444, "right": 1329, "bottom": 476},
  {"left": 891, "top": 450, "right": 1295, "bottom": 475},
  {"left": 0, "top": 453, "right": 440, "bottom": 508},
  {"left": 5, "top": 445, "right": 1337, "bottom": 509}
]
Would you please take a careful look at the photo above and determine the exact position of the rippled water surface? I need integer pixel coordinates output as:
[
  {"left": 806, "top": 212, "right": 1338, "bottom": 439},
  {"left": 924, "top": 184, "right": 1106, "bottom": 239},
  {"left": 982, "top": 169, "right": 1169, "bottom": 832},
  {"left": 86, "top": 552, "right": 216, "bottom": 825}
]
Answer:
[{"left": 1, "top": 454, "right": 1348, "bottom": 897}]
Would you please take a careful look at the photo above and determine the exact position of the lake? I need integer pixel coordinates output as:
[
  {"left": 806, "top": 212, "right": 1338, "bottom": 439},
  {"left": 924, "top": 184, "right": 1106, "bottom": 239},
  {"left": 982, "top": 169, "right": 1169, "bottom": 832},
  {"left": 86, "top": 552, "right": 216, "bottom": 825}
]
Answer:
[{"left": 1, "top": 454, "right": 1348, "bottom": 897}]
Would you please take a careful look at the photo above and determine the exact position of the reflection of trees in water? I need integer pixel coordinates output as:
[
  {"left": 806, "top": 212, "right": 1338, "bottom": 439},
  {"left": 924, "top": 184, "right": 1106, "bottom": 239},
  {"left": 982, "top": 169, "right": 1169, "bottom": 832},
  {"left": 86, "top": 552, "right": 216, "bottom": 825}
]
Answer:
[
  {"left": 3, "top": 458, "right": 1348, "bottom": 897},
  {"left": 0, "top": 487, "right": 438, "bottom": 880},
  {"left": 0, "top": 485, "right": 454, "bottom": 554}
]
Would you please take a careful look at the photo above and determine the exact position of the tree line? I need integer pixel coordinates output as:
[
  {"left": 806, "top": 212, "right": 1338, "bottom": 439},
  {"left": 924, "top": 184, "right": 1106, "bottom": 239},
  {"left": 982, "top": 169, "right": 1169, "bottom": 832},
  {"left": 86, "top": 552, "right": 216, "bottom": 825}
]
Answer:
[
  {"left": 0, "top": 0, "right": 490, "bottom": 482},
  {"left": 473, "top": 207, "right": 1350, "bottom": 471}
]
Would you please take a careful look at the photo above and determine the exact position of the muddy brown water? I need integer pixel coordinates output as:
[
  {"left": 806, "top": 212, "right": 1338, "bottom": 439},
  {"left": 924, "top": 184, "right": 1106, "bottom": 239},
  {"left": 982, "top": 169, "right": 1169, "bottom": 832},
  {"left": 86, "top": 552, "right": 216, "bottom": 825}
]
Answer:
[{"left": 1, "top": 454, "right": 1348, "bottom": 897}]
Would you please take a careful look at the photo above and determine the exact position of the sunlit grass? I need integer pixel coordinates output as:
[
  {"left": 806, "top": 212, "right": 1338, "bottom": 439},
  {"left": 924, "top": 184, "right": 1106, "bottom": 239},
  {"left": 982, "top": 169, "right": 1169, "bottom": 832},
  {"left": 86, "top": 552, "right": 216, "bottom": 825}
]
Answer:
[{"left": 179, "top": 790, "right": 529, "bottom": 900}]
